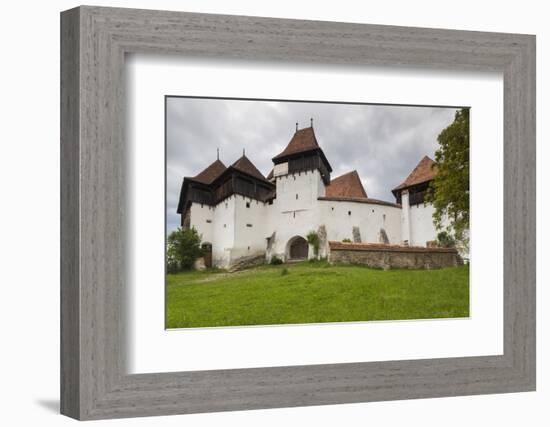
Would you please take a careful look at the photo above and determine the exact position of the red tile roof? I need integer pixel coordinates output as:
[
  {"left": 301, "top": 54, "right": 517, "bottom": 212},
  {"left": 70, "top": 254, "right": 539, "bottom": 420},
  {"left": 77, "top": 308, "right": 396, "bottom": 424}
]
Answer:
[
  {"left": 392, "top": 156, "right": 437, "bottom": 192},
  {"left": 231, "top": 155, "right": 270, "bottom": 183},
  {"left": 328, "top": 241, "right": 457, "bottom": 253},
  {"left": 192, "top": 159, "right": 226, "bottom": 184},
  {"left": 273, "top": 127, "right": 319, "bottom": 160},
  {"left": 325, "top": 170, "right": 368, "bottom": 199}
]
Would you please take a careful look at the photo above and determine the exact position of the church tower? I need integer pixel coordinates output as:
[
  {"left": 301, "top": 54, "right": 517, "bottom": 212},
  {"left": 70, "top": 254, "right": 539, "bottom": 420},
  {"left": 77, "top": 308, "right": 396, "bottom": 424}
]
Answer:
[
  {"left": 270, "top": 121, "right": 332, "bottom": 184},
  {"left": 268, "top": 121, "right": 333, "bottom": 214}
]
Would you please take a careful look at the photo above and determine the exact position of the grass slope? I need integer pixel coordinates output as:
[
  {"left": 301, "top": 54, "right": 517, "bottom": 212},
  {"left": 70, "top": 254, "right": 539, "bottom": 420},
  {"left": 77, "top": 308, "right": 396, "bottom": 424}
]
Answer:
[{"left": 166, "top": 262, "right": 469, "bottom": 328}]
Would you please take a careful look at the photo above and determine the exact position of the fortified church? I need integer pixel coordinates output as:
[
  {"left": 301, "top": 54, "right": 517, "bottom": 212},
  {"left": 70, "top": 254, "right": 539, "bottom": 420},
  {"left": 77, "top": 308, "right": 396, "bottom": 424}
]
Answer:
[{"left": 177, "top": 122, "right": 444, "bottom": 268}]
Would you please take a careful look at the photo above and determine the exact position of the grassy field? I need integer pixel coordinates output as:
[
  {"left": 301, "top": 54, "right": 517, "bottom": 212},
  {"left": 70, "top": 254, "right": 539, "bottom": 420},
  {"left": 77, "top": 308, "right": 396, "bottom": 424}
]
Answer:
[{"left": 166, "top": 261, "right": 469, "bottom": 329}]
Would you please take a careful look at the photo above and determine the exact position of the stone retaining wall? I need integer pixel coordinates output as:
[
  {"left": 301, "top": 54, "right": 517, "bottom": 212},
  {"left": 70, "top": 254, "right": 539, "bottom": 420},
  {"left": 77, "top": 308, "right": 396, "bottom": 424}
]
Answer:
[{"left": 328, "top": 241, "right": 460, "bottom": 270}]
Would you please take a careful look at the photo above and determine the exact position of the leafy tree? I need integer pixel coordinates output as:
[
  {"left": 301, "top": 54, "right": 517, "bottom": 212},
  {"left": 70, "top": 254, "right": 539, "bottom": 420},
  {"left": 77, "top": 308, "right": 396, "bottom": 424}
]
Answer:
[
  {"left": 166, "top": 227, "right": 203, "bottom": 272},
  {"left": 436, "top": 231, "right": 456, "bottom": 248},
  {"left": 306, "top": 231, "right": 320, "bottom": 257},
  {"left": 428, "top": 108, "right": 470, "bottom": 248}
]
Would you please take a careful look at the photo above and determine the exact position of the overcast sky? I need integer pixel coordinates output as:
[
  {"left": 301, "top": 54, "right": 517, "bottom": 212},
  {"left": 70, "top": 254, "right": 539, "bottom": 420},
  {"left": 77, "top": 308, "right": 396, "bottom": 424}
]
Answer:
[{"left": 166, "top": 97, "right": 458, "bottom": 234}]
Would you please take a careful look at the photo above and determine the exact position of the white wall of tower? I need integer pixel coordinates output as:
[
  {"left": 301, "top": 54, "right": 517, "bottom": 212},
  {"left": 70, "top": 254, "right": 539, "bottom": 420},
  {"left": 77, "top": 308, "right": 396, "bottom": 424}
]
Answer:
[
  {"left": 188, "top": 203, "right": 214, "bottom": 244},
  {"left": 231, "top": 196, "right": 271, "bottom": 261},
  {"left": 212, "top": 196, "right": 236, "bottom": 267},
  {"left": 409, "top": 202, "right": 438, "bottom": 246}
]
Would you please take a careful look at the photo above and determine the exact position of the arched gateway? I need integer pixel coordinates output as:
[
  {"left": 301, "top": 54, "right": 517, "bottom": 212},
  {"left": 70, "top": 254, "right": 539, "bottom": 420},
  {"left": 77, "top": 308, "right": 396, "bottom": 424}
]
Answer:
[{"left": 286, "top": 236, "right": 309, "bottom": 261}]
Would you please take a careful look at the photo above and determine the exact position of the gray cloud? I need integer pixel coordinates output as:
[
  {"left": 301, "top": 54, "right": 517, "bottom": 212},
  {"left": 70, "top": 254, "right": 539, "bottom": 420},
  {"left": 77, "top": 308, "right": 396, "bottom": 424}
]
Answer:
[{"left": 166, "top": 97, "right": 457, "bottom": 234}]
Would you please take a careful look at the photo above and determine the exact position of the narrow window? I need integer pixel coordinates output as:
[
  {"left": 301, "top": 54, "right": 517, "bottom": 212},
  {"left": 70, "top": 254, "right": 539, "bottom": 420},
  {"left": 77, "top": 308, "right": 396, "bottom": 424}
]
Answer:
[
  {"left": 331, "top": 207, "right": 334, "bottom": 211},
  {"left": 293, "top": 212, "right": 296, "bottom": 218},
  {"left": 223, "top": 224, "right": 227, "bottom": 228},
  {"left": 296, "top": 194, "right": 299, "bottom": 200},
  {"left": 246, "top": 202, "right": 250, "bottom": 208},
  {"left": 348, "top": 211, "right": 351, "bottom": 216}
]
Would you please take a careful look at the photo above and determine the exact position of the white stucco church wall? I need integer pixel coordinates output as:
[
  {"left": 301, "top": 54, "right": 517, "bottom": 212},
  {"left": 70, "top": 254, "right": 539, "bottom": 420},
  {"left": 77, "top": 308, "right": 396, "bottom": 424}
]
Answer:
[
  {"left": 317, "top": 200, "right": 402, "bottom": 245},
  {"left": 188, "top": 170, "right": 436, "bottom": 267}
]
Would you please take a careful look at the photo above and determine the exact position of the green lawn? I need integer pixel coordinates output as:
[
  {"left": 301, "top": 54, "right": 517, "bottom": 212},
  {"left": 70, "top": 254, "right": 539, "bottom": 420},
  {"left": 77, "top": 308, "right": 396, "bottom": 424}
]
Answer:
[{"left": 166, "top": 261, "right": 469, "bottom": 328}]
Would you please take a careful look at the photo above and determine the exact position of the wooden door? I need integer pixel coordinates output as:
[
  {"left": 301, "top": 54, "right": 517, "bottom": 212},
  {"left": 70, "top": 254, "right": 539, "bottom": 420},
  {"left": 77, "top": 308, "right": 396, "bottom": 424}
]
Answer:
[
  {"left": 202, "top": 243, "right": 212, "bottom": 268},
  {"left": 289, "top": 237, "right": 308, "bottom": 260}
]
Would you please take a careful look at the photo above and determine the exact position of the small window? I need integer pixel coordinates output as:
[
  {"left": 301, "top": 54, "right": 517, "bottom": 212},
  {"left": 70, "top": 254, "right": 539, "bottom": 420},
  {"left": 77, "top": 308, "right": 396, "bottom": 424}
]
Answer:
[
  {"left": 296, "top": 194, "right": 299, "bottom": 200},
  {"left": 372, "top": 209, "right": 375, "bottom": 213},
  {"left": 348, "top": 211, "right": 351, "bottom": 216},
  {"left": 246, "top": 202, "right": 250, "bottom": 208},
  {"left": 206, "top": 219, "right": 212, "bottom": 224},
  {"left": 268, "top": 199, "right": 273, "bottom": 205},
  {"left": 331, "top": 207, "right": 334, "bottom": 211},
  {"left": 246, "top": 223, "right": 253, "bottom": 227},
  {"left": 223, "top": 224, "right": 227, "bottom": 228},
  {"left": 293, "top": 212, "right": 296, "bottom": 218},
  {"left": 225, "top": 203, "right": 228, "bottom": 209},
  {"left": 383, "top": 214, "right": 386, "bottom": 221}
]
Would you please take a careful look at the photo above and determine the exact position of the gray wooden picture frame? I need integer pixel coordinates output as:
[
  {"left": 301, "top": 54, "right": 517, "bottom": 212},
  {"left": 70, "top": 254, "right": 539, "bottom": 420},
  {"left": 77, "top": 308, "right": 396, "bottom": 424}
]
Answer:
[{"left": 60, "top": 5, "right": 536, "bottom": 420}]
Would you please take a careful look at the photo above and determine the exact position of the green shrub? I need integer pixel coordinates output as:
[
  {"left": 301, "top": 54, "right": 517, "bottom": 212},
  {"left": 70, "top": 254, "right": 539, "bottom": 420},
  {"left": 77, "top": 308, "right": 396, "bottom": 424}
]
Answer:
[
  {"left": 437, "top": 231, "right": 456, "bottom": 248},
  {"left": 306, "top": 231, "right": 320, "bottom": 257},
  {"left": 342, "top": 238, "right": 352, "bottom": 243},
  {"left": 270, "top": 256, "right": 283, "bottom": 265},
  {"left": 166, "top": 227, "right": 203, "bottom": 272},
  {"left": 166, "top": 261, "right": 181, "bottom": 274}
]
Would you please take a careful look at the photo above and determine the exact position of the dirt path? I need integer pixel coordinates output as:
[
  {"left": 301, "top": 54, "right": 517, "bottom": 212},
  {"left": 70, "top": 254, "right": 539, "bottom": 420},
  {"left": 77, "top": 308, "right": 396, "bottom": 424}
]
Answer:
[{"left": 192, "top": 268, "right": 262, "bottom": 283}]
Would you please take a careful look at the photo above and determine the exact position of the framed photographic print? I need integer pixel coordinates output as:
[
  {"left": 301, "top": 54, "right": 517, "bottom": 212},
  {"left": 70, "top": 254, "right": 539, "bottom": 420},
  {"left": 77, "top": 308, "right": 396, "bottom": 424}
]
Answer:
[
  {"left": 164, "top": 97, "right": 470, "bottom": 330},
  {"left": 61, "top": 6, "right": 535, "bottom": 420}
]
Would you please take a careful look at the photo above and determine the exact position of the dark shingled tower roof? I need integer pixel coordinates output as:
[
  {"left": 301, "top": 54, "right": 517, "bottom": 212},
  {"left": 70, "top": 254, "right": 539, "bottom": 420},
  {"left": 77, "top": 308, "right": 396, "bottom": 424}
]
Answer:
[
  {"left": 325, "top": 170, "right": 368, "bottom": 199},
  {"left": 272, "top": 126, "right": 320, "bottom": 160},
  {"left": 231, "top": 154, "right": 271, "bottom": 183},
  {"left": 192, "top": 159, "right": 227, "bottom": 184},
  {"left": 392, "top": 155, "right": 437, "bottom": 192}
]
